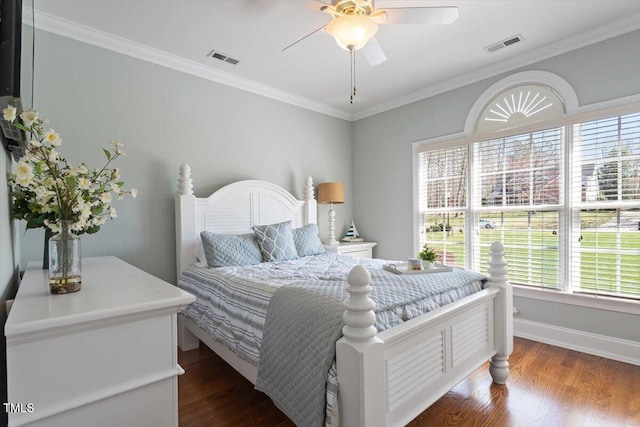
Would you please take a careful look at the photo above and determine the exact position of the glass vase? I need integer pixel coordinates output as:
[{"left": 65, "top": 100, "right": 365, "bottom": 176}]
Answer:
[{"left": 48, "top": 220, "right": 82, "bottom": 294}]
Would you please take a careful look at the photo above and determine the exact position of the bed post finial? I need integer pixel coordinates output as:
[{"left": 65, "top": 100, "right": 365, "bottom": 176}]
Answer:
[
  {"left": 178, "top": 163, "right": 194, "bottom": 196},
  {"left": 488, "top": 241, "right": 513, "bottom": 385},
  {"left": 342, "top": 265, "right": 377, "bottom": 342},
  {"left": 337, "top": 265, "right": 385, "bottom": 426},
  {"left": 303, "top": 176, "right": 317, "bottom": 225},
  {"left": 304, "top": 176, "right": 314, "bottom": 201}
]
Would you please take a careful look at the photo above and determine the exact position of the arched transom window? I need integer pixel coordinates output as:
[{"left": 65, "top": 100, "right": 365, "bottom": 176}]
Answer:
[{"left": 476, "top": 84, "right": 565, "bottom": 134}]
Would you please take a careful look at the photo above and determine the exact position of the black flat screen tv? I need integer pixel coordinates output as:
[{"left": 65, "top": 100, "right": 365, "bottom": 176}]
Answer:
[{"left": 0, "top": 0, "right": 26, "bottom": 158}]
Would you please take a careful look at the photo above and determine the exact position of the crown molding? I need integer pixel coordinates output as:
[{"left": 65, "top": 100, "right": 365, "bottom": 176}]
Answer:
[
  {"left": 22, "top": 8, "right": 353, "bottom": 122},
  {"left": 23, "top": 7, "right": 639, "bottom": 123},
  {"left": 352, "top": 15, "right": 640, "bottom": 121}
]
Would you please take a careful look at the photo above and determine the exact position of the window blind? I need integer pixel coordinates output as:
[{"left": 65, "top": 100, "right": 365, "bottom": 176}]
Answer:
[
  {"left": 571, "top": 112, "right": 640, "bottom": 299},
  {"left": 474, "top": 128, "right": 563, "bottom": 288},
  {"left": 415, "top": 107, "right": 639, "bottom": 300},
  {"left": 418, "top": 146, "right": 467, "bottom": 266}
]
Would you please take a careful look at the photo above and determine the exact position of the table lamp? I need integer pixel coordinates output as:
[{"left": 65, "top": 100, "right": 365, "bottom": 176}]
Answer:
[{"left": 317, "top": 182, "right": 344, "bottom": 245}]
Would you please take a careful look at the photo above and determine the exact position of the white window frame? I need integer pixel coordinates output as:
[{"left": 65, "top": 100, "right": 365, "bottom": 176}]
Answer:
[{"left": 412, "top": 71, "right": 640, "bottom": 315}]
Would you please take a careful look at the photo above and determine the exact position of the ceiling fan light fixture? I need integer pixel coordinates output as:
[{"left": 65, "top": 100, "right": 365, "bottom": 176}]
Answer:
[{"left": 326, "top": 15, "right": 378, "bottom": 51}]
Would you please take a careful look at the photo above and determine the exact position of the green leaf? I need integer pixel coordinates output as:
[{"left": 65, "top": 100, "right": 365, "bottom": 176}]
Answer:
[
  {"left": 91, "top": 206, "right": 103, "bottom": 215},
  {"left": 103, "top": 148, "right": 111, "bottom": 160},
  {"left": 86, "top": 226, "right": 100, "bottom": 234},
  {"left": 65, "top": 176, "right": 77, "bottom": 187},
  {"left": 13, "top": 123, "right": 30, "bottom": 132}
]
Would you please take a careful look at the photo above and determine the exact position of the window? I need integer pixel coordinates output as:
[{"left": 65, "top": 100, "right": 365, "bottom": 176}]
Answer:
[
  {"left": 571, "top": 113, "right": 640, "bottom": 298},
  {"left": 417, "top": 106, "right": 640, "bottom": 300}
]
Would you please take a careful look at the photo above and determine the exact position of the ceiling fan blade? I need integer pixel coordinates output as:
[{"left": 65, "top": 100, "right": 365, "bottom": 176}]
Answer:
[
  {"left": 362, "top": 36, "right": 387, "bottom": 66},
  {"left": 370, "top": 9, "right": 388, "bottom": 24},
  {"left": 383, "top": 6, "right": 459, "bottom": 25},
  {"left": 320, "top": 4, "right": 341, "bottom": 17},
  {"left": 282, "top": 24, "right": 327, "bottom": 52}
]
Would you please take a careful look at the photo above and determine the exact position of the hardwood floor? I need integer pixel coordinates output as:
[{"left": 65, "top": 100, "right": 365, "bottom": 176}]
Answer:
[{"left": 178, "top": 337, "right": 640, "bottom": 427}]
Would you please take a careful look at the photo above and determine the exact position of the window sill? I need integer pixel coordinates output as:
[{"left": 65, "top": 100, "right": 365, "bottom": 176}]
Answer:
[{"left": 513, "top": 285, "right": 640, "bottom": 315}]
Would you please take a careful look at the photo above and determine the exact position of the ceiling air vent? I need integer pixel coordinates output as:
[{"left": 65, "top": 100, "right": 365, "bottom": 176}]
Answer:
[
  {"left": 206, "top": 49, "right": 240, "bottom": 65},
  {"left": 484, "top": 34, "right": 524, "bottom": 53}
]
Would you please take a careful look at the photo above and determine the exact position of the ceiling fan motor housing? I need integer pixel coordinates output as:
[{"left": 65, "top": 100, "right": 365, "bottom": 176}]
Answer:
[{"left": 332, "top": 0, "right": 375, "bottom": 16}]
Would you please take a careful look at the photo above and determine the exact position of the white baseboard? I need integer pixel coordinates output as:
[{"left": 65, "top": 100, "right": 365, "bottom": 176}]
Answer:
[{"left": 514, "top": 318, "right": 640, "bottom": 366}]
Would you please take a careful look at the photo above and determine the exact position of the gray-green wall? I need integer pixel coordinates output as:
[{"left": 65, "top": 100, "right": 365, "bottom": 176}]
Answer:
[
  {"left": 352, "top": 30, "right": 640, "bottom": 342},
  {"left": 11, "top": 27, "right": 640, "bottom": 345},
  {"left": 17, "top": 28, "right": 353, "bottom": 284}
]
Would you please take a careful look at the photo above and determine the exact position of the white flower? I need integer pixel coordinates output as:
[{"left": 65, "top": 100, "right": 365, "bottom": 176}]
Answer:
[
  {"left": 44, "top": 177, "right": 56, "bottom": 188},
  {"left": 19, "top": 110, "right": 39, "bottom": 127},
  {"left": 111, "top": 183, "right": 121, "bottom": 194},
  {"left": 100, "top": 192, "right": 112, "bottom": 204},
  {"left": 131, "top": 188, "right": 138, "bottom": 198},
  {"left": 44, "top": 219, "right": 60, "bottom": 234},
  {"left": 2, "top": 105, "right": 17, "bottom": 122},
  {"left": 78, "top": 177, "right": 92, "bottom": 190},
  {"left": 72, "top": 220, "right": 86, "bottom": 232},
  {"left": 75, "top": 165, "right": 88, "bottom": 175},
  {"left": 29, "top": 138, "right": 41, "bottom": 147},
  {"left": 48, "top": 149, "right": 58, "bottom": 163},
  {"left": 110, "top": 208, "right": 118, "bottom": 219},
  {"left": 80, "top": 204, "right": 92, "bottom": 221},
  {"left": 14, "top": 162, "right": 34, "bottom": 186},
  {"left": 110, "top": 141, "right": 126, "bottom": 156},
  {"left": 44, "top": 129, "right": 62, "bottom": 146}
]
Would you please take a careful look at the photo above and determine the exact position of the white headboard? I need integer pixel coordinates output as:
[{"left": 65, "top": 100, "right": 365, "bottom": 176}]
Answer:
[{"left": 175, "top": 164, "right": 318, "bottom": 281}]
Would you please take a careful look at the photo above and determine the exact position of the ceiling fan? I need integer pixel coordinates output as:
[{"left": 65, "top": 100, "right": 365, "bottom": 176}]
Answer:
[{"left": 283, "top": 0, "right": 458, "bottom": 103}]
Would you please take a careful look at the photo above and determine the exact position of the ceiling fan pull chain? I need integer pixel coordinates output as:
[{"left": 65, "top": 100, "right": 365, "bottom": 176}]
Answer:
[
  {"left": 350, "top": 47, "right": 355, "bottom": 104},
  {"left": 353, "top": 48, "right": 357, "bottom": 98}
]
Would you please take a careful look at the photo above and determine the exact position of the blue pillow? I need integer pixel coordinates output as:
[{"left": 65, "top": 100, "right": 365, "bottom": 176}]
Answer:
[
  {"left": 253, "top": 221, "right": 298, "bottom": 262},
  {"left": 292, "top": 224, "right": 325, "bottom": 257},
  {"left": 200, "top": 231, "right": 262, "bottom": 268}
]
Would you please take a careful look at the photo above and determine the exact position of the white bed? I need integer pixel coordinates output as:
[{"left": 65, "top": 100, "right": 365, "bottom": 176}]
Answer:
[{"left": 174, "top": 163, "right": 513, "bottom": 427}]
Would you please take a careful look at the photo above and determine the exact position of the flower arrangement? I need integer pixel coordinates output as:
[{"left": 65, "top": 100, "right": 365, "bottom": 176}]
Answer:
[
  {"left": 417, "top": 244, "right": 438, "bottom": 263},
  {"left": 3, "top": 105, "right": 136, "bottom": 235}
]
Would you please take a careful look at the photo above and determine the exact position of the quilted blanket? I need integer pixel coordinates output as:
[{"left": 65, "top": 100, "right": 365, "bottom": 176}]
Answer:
[{"left": 255, "top": 282, "right": 346, "bottom": 427}]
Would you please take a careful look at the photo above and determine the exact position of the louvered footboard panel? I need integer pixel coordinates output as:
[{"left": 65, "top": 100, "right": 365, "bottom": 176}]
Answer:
[{"left": 380, "top": 294, "right": 497, "bottom": 427}]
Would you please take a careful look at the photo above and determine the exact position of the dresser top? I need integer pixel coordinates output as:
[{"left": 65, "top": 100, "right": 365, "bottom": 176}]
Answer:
[{"left": 5, "top": 256, "right": 195, "bottom": 341}]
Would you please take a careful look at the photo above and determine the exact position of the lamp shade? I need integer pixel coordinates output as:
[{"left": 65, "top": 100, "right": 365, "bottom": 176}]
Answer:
[
  {"left": 326, "top": 15, "right": 378, "bottom": 51},
  {"left": 317, "top": 182, "right": 345, "bottom": 204}
]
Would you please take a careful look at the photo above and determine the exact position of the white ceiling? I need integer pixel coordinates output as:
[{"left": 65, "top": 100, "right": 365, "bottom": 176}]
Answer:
[{"left": 27, "top": 0, "right": 640, "bottom": 121}]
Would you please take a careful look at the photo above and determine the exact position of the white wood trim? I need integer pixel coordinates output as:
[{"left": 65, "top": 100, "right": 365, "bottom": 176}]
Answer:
[
  {"left": 514, "top": 318, "right": 640, "bottom": 366},
  {"left": 464, "top": 71, "right": 579, "bottom": 135},
  {"left": 514, "top": 285, "right": 640, "bottom": 316}
]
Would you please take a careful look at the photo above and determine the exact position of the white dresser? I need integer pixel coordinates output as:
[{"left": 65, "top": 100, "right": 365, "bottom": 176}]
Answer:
[
  {"left": 4, "top": 256, "right": 195, "bottom": 427},
  {"left": 323, "top": 241, "right": 377, "bottom": 258}
]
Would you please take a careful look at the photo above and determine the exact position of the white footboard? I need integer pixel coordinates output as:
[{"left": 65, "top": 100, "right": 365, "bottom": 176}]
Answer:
[{"left": 336, "top": 242, "right": 512, "bottom": 427}]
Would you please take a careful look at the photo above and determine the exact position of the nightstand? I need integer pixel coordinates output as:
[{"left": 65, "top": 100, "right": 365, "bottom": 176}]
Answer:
[{"left": 323, "top": 241, "right": 377, "bottom": 259}]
